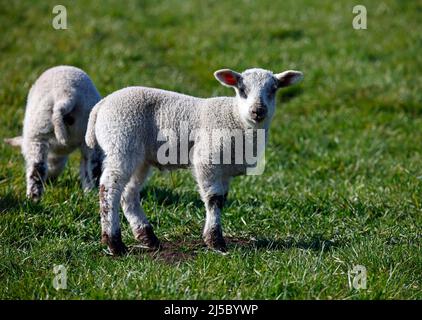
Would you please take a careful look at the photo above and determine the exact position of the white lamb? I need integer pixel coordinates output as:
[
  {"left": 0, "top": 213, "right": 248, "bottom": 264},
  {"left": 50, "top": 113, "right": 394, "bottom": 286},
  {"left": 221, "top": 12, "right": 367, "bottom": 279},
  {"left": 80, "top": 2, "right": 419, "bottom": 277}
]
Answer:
[
  {"left": 86, "top": 67, "right": 303, "bottom": 255},
  {"left": 5, "top": 65, "right": 103, "bottom": 201}
]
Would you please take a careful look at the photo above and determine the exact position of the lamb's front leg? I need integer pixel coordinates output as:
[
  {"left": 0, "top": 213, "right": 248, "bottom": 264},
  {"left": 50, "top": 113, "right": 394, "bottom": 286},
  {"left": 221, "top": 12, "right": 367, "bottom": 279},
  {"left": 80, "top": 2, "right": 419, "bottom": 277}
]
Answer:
[
  {"left": 196, "top": 169, "right": 229, "bottom": 252},
  {"left": 23, "top": 139, "right": 49, "bottom": 201},
  {"left": 203, "top": 193, "right": 227, "bottom": 252}
]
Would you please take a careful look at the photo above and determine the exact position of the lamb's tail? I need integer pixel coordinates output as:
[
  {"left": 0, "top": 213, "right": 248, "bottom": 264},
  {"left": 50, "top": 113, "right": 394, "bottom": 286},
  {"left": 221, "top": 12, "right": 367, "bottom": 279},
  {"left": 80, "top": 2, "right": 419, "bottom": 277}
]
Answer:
[
  {"left": 52, "top": 99, "right": 76, "bottom": 145},
  {"left": 85, "top": 100, "right": 103, "bottom": 149},
  {"left": 4, "top": 136, "right": 23, "bottom": 148}
]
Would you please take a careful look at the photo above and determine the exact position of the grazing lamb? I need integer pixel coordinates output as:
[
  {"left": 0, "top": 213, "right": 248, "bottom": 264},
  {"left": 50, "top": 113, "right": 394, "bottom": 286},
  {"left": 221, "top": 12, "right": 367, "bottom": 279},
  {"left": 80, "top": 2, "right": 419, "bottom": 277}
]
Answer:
[
  {"left": 86, "top": 67, "right": 303, "bottom": 255},
  {"left": 5, "top": 66, "right": 103, "bottom": 201}
]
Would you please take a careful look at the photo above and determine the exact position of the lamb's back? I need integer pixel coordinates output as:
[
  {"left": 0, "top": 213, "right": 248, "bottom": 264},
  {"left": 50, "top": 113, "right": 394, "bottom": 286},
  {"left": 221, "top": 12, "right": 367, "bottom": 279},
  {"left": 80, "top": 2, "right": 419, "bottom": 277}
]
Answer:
[
  {"left": 96, "top": 86, "right": 204, "bottom": 131},
  {"left": 28, "top": 66, "right": 98, "bottom": 107}
]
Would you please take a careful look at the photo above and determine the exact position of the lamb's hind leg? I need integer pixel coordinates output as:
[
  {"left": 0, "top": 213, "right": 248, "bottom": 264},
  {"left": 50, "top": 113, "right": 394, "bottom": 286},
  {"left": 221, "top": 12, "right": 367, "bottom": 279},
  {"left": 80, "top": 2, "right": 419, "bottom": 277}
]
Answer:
[
  {"left": 79, "top": 144, "right": 96, "bottom": 192},
  {"left": 99, "top": 158, "right": 134, "bottom": 255},
  {"left": 121, "top": 164, "right": 160, "bottom": 249},
  {"left": 23, "top": 139, "right": 49, "bottom": 201}
]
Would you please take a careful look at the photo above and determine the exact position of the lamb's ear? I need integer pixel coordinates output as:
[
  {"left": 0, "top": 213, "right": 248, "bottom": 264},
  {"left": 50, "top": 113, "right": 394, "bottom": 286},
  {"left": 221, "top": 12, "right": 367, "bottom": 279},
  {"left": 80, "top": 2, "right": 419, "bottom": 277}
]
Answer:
[
  {"left": 214, "top": 69, "right": 242, "bottom": 88},
  {"left": 4, "top": 136, "right": 23, "bottom": 148},
  {"left": 275, "top": 70, "right": 303, "bottom": 88}
]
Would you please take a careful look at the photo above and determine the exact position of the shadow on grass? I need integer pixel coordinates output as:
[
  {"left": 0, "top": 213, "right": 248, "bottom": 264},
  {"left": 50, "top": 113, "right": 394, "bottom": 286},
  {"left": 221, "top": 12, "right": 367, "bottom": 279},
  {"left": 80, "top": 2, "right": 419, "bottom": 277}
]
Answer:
[
  {"left": 0, "top": 192, "right": 42, "bottom": 213},
  {"left": 127, "top": 234, "right": 341, "bottom": 264},
  {"left": 128, "top": 239, "right": 204, "bottom": 264}
]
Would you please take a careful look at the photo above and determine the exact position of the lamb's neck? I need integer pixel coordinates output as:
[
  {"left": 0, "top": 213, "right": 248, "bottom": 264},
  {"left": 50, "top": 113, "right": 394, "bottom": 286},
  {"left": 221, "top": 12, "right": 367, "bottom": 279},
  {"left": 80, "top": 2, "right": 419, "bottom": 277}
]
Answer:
[{"left": 200, "top": 96, "right": 245, "bottom": 130}]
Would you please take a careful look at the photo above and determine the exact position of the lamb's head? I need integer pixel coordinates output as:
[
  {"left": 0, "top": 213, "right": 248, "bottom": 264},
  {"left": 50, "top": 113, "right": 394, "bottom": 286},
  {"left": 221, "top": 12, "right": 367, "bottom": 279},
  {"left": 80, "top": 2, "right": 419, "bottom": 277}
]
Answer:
[{"left": 214, "top": 68, "right": 303, "bottom": 127}]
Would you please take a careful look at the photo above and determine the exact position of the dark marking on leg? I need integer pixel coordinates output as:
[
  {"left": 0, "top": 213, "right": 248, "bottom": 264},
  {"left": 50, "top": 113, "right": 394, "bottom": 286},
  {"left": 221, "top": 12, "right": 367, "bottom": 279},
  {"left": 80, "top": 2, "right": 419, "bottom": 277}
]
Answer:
[
  {"left": 99, "top": 184, "right": 108, "bottom": 217},
  {"left": 134, "top": 225, "right": 161, "bottom": 249},
  {"left": 28, "top": 162, "right": 47, "bottom": 201},
  {"left": 203, "top": 194, "right": 227, "bottom": 251},
  {"left": 32, "top": 162, "right": 47, "bottom": 183},
  {"left": 208, "top": 194, "right": 225, "bottom": 210},
  {"left": 63, "top": 114, "right": 75, "bottom": 126},
  {"left": 99, "top": 184, "right": 127, "bottom": 255}
]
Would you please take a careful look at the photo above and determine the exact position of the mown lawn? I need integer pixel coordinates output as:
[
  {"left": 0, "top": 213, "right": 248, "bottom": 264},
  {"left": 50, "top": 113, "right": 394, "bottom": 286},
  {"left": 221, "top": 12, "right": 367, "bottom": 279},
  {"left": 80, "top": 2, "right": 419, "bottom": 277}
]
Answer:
[{"left": 0, "top": 0, "right": 421, "bottom": 299}]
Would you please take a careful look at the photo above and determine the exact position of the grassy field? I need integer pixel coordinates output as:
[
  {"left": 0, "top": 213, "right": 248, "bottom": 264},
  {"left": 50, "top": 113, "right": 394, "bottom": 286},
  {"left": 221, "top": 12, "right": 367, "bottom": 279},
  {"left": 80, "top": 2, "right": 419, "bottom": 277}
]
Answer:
[{"left": 0, "top": 0, "right": 421, "bottom": 299}]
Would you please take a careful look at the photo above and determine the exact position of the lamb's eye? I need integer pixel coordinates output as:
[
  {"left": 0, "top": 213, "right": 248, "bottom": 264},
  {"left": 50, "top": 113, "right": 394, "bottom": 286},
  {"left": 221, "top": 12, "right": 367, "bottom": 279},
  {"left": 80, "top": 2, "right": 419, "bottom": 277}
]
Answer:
[{"left": 238, "top": 87, "right": 247, "bottom": 99}]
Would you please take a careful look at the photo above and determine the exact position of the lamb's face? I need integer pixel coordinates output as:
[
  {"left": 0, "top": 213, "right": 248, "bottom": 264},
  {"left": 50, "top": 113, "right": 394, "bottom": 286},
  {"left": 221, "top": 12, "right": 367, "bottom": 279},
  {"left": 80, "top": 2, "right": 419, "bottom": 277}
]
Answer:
[
  {"left": 237, "top": 69, "right": 279, "bottom": 126},
  {"left": 214, "top": 68, "right": 303, "bottom": 128}
]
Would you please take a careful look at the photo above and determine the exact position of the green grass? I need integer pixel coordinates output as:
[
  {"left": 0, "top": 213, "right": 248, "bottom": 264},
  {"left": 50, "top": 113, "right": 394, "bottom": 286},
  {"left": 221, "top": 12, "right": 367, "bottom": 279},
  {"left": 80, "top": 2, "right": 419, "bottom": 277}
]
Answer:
[{"left": 0, "top": 0, "right": 421, "bottom": 299}]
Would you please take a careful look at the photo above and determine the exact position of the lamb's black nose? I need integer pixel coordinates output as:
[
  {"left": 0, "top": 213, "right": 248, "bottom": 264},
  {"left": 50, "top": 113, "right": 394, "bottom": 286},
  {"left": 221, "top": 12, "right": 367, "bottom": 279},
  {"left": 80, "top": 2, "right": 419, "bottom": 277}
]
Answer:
[{"left": 251, "top": 107, "right": 267, "bottom": 121}]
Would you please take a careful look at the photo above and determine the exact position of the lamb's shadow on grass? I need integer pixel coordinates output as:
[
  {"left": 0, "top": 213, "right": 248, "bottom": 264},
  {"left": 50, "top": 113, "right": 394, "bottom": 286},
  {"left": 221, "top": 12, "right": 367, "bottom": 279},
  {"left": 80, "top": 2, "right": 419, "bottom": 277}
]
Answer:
[
  {"left": 128, "top": 239, "right": 204, "bottom": 264},
  {"left": 0, "top": 193, "right": 20, "bottom": 212},
  {"left": 128, "top": 235, "right": 341, "bottom": 264},
  {"left": 135, "top": 187, "right": 339, "bottom": 263},
  {"left": 0, "top": 192, "right": 43, "bottom": 213}
]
